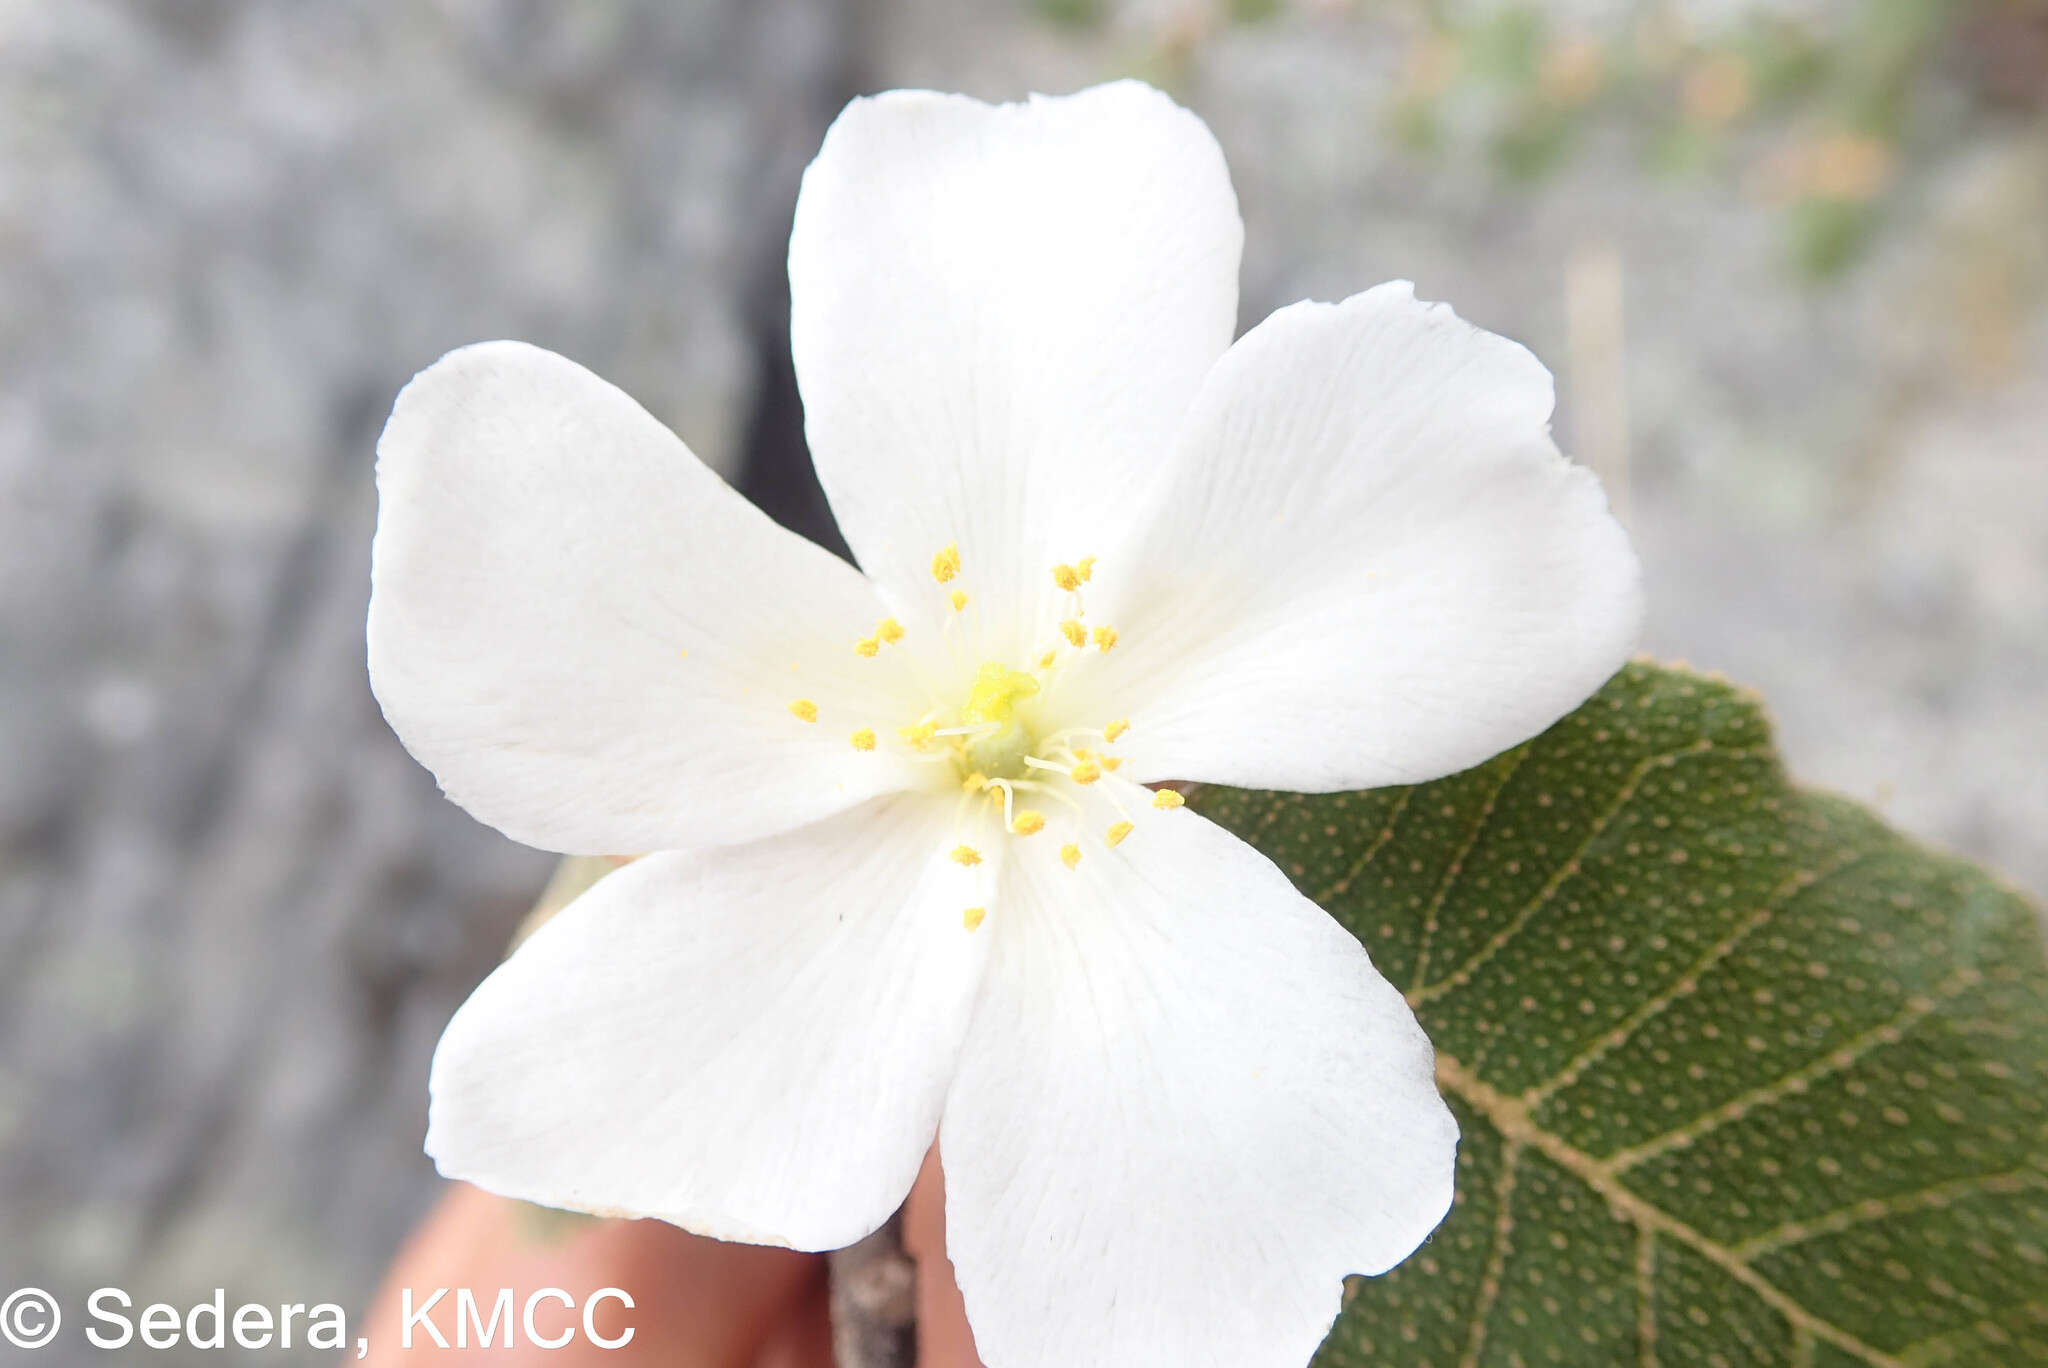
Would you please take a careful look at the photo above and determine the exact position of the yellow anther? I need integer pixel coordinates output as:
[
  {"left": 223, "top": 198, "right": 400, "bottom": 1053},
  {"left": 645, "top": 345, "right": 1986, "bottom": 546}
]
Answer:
[
  {"left": 855, "top": 636, "right": 880, "bottom": 658},
  {"left": 899, "top": 720, "right": 938, "bottom": 749},
  {"left": 1152, "top": 789, "right": 1186, "bottom": 810},
  {"left": 1059, "top": 843, "right": 1082, "bottom": 870},
  {"left": 877, "top": 617, "right": 905, "bottom": 644},
  {"left": 932, "top": 542, "right": 962, "bottom": 583},
  {"left": 950, "top": 590, "right": 970, "bottom": 612},
  {"left": 1059, "top": 619, "right": 1087, "bottom": 647},
  {"left": 1105, "top": 820, "right": 1134, "bottom": 848},
  {"left": 1069, "top": 759, "right": 1102, "bottom": 785},
  {"left": 1077, "top": 556, "right": 1096, "bottom": 582},
  {"left": 1103, "top": 718, "right": 1130, "bottom": 742},
  {"left": 1092, "top": 625, "right": 1119, "bottom": 652},
  {"left": 962, "top": 905, "right": 987, "bottom": 931},
  {"left": 788, "top": 699, "right": 819, "bottom": 723},
  {"left": 1103, "top": 756, "right": 1124, "bottom": 772},
  {"left": 850, "top": 728, "right": 876, "bottom": 751},
  {"left": 951, "top": 845, "right": 983, "bottom": 868},
  {"left": 1038, "top": 649, "right": 1057, "bottom": 669},
  {"left": 962, "top": 771, "right": 988, "bottom": 793},
  {"left": 1052, "top": 563, "right": 1083, "bottom": 592},
  {"left": 1011, "top": 810, "right": 1047, "bottom": 836}
]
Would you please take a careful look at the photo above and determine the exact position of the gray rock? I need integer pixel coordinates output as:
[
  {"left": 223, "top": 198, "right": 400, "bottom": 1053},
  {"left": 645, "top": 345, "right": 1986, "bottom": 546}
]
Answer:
[{"left": 0, "top": 0, "right": 847, "bottom": 1357}]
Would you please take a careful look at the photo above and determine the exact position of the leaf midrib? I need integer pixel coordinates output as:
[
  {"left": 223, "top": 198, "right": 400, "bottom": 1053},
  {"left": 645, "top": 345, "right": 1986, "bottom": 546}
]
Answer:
[{"left": 1435, "top": 1051, "right": 1913, "bottom": 1368}]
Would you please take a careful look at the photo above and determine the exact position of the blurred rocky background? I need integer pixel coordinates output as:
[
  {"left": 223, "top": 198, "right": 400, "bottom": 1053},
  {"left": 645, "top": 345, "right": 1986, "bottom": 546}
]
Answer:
[{"left": 0, "top": 0, "right": 2041, "bottom": 1361}]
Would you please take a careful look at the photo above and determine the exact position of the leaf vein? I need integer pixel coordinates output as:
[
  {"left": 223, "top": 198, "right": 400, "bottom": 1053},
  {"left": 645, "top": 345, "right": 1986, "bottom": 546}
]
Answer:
[
  {"left": 1732, "top": 1168, "right": 2048, "bottom": 1263},
  {"left": 1412, "top": 747, "right": 1533, "bottom": 994},
  {"left": 1524, "top": 847, "right": 1882, "bottom": 1107},
  {"left": 1413, "top": 740, "right": 1763, "bottom": 1006},
  {"left": 1310, "top": 786, "right": 1415, "bottom": 905},
  {"left": 1605, "top": 968, "right": 1980, "bottom": 1172},
  {"left": 1438, "top": 1052, "right": 1911, "bottom": 1368},
  {"left": 1457, "top": 1140, "right": 1523, "bottom": 1368}
]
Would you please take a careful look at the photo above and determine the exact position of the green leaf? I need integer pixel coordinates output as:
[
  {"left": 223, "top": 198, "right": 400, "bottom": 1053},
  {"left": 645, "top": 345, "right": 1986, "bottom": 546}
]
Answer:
[{"left": 1192, "top": 661, "right": 2048, "bottom": 1367}]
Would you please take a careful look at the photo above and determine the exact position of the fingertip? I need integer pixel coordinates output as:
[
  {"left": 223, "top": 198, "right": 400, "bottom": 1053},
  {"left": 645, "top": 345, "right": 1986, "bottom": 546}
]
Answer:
[{"left": 903, "top": 1149, "right": 983, "bottom": 1368}]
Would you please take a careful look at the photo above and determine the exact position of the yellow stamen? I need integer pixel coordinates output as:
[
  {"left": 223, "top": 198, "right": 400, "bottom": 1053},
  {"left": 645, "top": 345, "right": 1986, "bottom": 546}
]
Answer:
[
  {"left": 1069, "top": 759, "right": 1102, "bottom": 785},
  {"left": 950, "top": 590, "right": 970, "bottom": 612},
  {"left": 899, "top": 720, "right": 938, "bottom": 749},
  {"left": 1152, "top": 789, "right": 1186, "bottom": 810},
  {"left": 1103, "top": 756, "right": 1124, "bottom": 771},
  {"left": 1059, "top": 843, "right": 1081, "bottom": 870},
  {"left": 1060, "top": 619, "right": 1087, "bottom": 647},
  {"left": 962, "top": 771, "right": 988, "bottom": 792},
  {"left": 1103, "top": 718, "right": 1130, "bottom": 742},
  {"left": 788, "top": 699, "right": 819, "bottom": 723},
  {"left": 1077, "top": 556, "right": 1096, "bottom": 582},
  {"left": 1052, "top": 563, "right": 1083, "bottom": 592},
  {"left": 1105, "top": 820, "right": 1134, "bottom": 848},
  {"left": 1011, "top": 810, "right": 1047, "bottom": 836},
  {"left": 855, "top": 636, "right": 880, "bottom": 658},
  {"left": 877, "top": 617, "right": 905, "bottom": 644},
  {"left": 850, "top": 728, "right": 876, "bottom": 751},
  {"left": 962, "top": 905, "right": 986, "bottom": 931},
  {"left": 932, "top": 542, "right": 961, "bottom": 583},
  {"left": 1038, "top": 649, "right": 1057, "bottom": 669},
  {"left": 1092, "top": 625, "right": 1119, "bottom": 652},
  {"left": 951, "top": 845, "right": 983, "bottom": 867}
]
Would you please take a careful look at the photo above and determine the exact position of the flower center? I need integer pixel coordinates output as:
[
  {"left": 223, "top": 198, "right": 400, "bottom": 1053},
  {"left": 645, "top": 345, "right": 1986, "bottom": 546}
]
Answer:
[
  {"left": 958, "top": 662, "right": 1041, "bottom": 781},
  {"left": 780, "top": 541, "right": 1190, "bottom": 929}
]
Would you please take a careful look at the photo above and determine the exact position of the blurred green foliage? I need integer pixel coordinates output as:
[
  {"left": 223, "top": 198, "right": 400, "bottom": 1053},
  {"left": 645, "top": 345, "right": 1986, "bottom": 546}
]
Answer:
[
  {"left": 1032, "top": 0, "right": 2014, "bottom": 281},
  {"left": 1380, "top": 0, "right": 1959, "bottom": 278}
]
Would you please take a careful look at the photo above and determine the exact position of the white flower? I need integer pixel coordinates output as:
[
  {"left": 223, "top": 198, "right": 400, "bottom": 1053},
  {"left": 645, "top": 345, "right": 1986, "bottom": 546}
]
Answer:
[{"left": 368, "top": 81, "right": 1640, "bottom": 1368}]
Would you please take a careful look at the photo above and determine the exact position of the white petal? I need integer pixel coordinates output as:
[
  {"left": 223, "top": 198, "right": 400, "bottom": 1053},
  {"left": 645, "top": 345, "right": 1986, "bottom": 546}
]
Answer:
[
  {"left": 426, "top": 796, "right": 993, "bottom": 1251},
  {"left": 368, "top": 341, "right": 932, "bottom": 855},
  {"left": 940, "top": 809, "right": 1456, "bottom": 1368},
  {"left": 788, "top": 81, "right": 1242, "bottom": 662},
  {"left": 1079, "top": 282, "right": 1643, "bottom": 792}
]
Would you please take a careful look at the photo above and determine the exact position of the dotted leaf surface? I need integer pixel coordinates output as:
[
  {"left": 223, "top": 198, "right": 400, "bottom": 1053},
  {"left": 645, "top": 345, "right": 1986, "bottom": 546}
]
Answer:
[{"left": 1192, "top": 662, "right": 2048, "bottom": 1368}]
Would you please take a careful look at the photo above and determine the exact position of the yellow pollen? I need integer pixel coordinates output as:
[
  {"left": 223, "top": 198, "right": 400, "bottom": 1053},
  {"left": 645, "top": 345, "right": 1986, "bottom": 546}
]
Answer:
[
  {"left": 962, "top": 771, "right": 988, "bottom": 792},
  {"left": 1059, "top": 619, "right": 1087, "bottom": 647},
  {"left": 1092, "top": 625, "right": 1119, "bottom": 652},
  {"left": 1011, "top": 810, "right": 1047, "bottom": 836},
  {"left": 1152, "top": 789, "right": 1186, "bottom": 810},
  {"left": 1038, "top": 649, "right": 1057, "bottom": 669},
  {"left": 850, "top": 728, "right": 876, "bottom": 751},
  {"left": 899, "top": 720, "right": 938, "bottom": 749},
  {"left": 1103, "top": 718, "right": 1130, "bottom": 742},
  {"left": 932, "top": 543, "right": 961, "bottom": 583},
  {"left": 950, "top": 590, "right": 970, "bottom": 612},
  {"left": 951, "top": 845, "right": 983, "bottom": 867},
  {"left": 1077, "top": 556, "right": 1096, "bottom": 582},
  {"left": 855, "top": 636, "right": 880, "bottom": 658},
  {"left": 1069, "top": 759, "right": 1102, "bottom": 785},
  {"left": 1052, "top": 563, "right": 1083, "bottom": 592},
  {"left": 962, "top": 662, "right": 1040, "bottom": 727},
  {"left": 1103, "top": 756, "right": 1124, "bottom": 771},
  {"left": 1105, "top": 820, "right": 1134, "bottom": 848},
  {"left": 1059, "top": 843, "right": 1081, "bottom": 869},
  {"left": 962, "top": 905, "right": 986, "bottom": 931},
  {"left": 877, "top": 617, "right": 905, "bottom": 644},
  {"left": 788, "top": 699, "right": 819, "bottom": 723}
]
